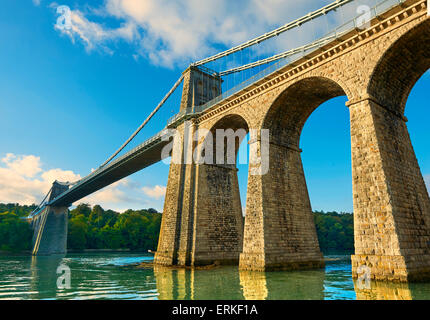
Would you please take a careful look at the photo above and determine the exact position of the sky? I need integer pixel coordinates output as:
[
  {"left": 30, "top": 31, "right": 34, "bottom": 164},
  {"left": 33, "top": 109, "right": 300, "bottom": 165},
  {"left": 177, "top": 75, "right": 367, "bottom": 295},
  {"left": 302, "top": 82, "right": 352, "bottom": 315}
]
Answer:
[{"left": 0, "top": 0, "right": 428, "bottom": 213}]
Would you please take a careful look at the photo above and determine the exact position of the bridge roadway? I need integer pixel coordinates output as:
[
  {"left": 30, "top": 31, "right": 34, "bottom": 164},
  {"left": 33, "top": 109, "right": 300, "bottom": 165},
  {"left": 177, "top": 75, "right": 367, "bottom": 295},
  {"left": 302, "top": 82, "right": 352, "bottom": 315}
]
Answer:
[{"left": 48, "top": 130, "right": 170, "bottom": 207}]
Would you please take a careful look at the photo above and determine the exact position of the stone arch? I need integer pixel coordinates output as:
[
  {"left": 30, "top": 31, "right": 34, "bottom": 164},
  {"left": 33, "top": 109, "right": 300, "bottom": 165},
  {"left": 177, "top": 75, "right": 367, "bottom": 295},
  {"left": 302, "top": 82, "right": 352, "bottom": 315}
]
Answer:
[
  {"left": 262, "top": 76, "right": 348, "bottom": 147},
  {"left": 368, "top": 18, "right": 430, "bottom": 114},
  {"left": 240, "top": 76, "right": 350, "bottom": 272}
]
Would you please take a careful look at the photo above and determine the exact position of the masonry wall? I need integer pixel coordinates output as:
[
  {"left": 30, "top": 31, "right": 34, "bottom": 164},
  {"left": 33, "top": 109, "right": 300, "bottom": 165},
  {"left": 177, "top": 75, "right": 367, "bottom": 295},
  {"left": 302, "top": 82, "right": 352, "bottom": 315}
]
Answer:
[
  {"left": 240, "top": 140, "right": 324, "bottom": 271},
  {"left": 350, "top": 99, "right": 430, "bottom": 281},
  {"left": 191, "top": 163, "right": 244, "bottom": 265}
]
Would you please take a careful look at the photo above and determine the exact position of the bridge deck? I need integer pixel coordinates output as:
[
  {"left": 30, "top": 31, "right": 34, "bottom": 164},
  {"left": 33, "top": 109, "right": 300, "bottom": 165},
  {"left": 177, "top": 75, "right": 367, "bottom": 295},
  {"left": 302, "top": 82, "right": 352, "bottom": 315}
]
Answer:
[{"left": 49, "top": 131, "right": 170, "bottom": 207}]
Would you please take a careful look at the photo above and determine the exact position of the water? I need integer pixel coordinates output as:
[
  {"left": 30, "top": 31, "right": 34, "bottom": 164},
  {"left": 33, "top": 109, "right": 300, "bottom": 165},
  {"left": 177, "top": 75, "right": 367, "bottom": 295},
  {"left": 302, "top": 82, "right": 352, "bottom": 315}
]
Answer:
[{"left": 1, "top": 253, "right": 430, "bottom": 300}]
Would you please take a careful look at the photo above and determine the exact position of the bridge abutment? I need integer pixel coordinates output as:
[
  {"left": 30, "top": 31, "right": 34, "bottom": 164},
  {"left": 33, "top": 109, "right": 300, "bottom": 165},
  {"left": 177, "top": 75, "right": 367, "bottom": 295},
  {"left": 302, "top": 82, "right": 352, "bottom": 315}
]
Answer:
[
  {"left": 32, "top": 206, "right": 69, "bottom": 255},
  {"left": 31, "top": 181, "right": 70, "bottom": 256},
  {"left": 349, "top": 98, "right": 430, "bottom": 282}
]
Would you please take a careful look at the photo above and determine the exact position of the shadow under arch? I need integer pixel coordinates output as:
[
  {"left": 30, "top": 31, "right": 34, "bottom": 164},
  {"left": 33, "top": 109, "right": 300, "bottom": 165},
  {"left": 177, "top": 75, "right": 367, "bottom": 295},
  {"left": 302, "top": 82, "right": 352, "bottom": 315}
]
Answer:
[
  {"left": 367, "top": 18, "right": 430, "bottom": 114},
  {"left": 240, "top": 76, "right": 349, "bottom": 272}
]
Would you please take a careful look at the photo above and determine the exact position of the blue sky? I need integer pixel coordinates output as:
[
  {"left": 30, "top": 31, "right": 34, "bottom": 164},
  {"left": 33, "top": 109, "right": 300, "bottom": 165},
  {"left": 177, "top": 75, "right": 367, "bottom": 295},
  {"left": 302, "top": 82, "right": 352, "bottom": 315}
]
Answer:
[{"left": 0, "top": 0, "right": 428, "bottom": 213}]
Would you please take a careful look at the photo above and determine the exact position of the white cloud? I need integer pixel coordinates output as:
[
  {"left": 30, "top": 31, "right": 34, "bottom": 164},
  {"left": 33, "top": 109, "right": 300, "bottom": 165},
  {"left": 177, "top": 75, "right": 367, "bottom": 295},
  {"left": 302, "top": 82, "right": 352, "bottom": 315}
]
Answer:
[
  {"left": 32, "top": 0, "right": 41, "bottom": 6},
  {"left": 2, "top": 153, "right": 42, "bottom": 178},
  {"left": 0, "top": 154, "right": 80, "bottom": 205},
  {"left": 0, "top": 153, "right": 164, "bottom": 212},
  {"left": 425, "top": 175, "right": 430, "bottom": 193},
  {"left": 142, "top": 185, "right": 166, "bottom": 199},
  {"left": 55, "top": 8, "right": 137, "bottom": 55},
  {"left": 52, "top": 0, "right": 336, "bottom": 67}
]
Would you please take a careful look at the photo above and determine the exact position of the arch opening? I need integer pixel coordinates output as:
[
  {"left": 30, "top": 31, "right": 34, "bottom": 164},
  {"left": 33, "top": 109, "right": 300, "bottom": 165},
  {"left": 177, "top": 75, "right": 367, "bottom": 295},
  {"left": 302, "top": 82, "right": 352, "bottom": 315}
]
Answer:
[
  {"left": 405, "top": 70, "right": 430, "bottom": 193},
  {"left": 300, "top": 96, "right": 355, "bottom": 255},
  {"left": 263, "top": 77, "right": 347, "bottom": 147},
  {"left": 208, "top": 114, "right": 250, "bottom": 218},
  {"left": 368, "top": 19, "right": 430, "bottom": 114}
]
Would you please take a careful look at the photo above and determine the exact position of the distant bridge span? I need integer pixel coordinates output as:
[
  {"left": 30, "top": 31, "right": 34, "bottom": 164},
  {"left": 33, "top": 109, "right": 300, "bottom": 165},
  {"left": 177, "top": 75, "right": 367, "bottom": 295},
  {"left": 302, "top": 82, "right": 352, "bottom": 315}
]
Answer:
[{"left": 49, "top": 131, "right": 169, "bottom": 207}]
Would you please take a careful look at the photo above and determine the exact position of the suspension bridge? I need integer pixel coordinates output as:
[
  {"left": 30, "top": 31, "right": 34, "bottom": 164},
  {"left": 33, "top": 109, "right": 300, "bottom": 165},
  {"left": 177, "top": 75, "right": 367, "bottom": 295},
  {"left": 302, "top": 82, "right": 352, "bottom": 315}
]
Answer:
[{"left": 28, "top": 0, "right": 430, "bottom": 282}]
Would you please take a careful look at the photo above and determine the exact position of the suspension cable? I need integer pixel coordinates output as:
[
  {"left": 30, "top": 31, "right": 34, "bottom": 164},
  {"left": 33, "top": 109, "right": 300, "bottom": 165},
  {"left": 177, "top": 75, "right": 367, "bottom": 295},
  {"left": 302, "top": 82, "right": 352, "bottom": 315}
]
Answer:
[
  {"left": 219, "top": 34, "right": 335, "bottom": 76},
  {"left": 100, "top": 74, "right": 185, "bottom": 168},
  {"left": 29, "top": 186, "right": 53, "bottom": 217},
  {"left": 191, "top": 0, "right": 353, "bottom": 66}
]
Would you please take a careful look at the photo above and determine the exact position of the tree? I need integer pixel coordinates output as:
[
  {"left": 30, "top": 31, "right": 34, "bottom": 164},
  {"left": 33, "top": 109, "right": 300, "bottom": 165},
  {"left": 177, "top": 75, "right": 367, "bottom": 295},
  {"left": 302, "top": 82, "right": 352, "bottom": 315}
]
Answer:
[
  {"left": 70, "top": 203, "right": 91, "bottom": 218},
  {"left": 1, "top": 203, "right": 164, "bottom": 252},
  {"left": 314, "top": 211, "right": 354, "bottom": 254},
  {"left": 0, "top": 212, "right": 33, "bottom": 251},
  {"left": 67, "top": 214, "right": 88, "bottom": 250}
]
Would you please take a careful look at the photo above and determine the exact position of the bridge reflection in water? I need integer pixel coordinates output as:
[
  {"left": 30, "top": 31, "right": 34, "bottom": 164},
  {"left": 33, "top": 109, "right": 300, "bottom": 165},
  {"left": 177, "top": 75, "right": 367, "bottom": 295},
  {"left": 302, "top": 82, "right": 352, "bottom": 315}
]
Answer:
[
  {"left": 354, "top": 280, "right": 413, "bottom": 300},
  {"left": 30, "top": 255, "right": 66, "bottom": 300},
  {"left": 154, "top": 265, "right": 326, "bottom": 300},
  {"left": 154, "top": 264, "right": 430, "bottom": 300},
  {"left": 353, "top": 280, "right": 430, "bottom": 300},
  {"left": 154, "top": 265, "right": 243, "bottom": 300}
]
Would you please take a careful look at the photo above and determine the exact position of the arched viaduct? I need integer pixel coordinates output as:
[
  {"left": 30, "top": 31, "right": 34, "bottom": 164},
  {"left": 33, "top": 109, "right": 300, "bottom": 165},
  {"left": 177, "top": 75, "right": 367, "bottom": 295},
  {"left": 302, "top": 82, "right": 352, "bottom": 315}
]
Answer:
[{"left": 154, "top": 0, "right": 430, "bottom": 282}]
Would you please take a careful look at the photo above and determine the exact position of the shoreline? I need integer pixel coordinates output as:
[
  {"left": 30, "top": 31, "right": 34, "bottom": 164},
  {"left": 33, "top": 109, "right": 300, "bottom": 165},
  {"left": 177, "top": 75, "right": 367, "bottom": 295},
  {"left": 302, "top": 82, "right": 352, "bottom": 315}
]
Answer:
[
  {"left": 133, "top": 254, "right": 352, "bottom": 270},
  {"left": 0, "top": 248, "right": 152, "bottom": 256},
  {"left": 67, "top": 248, "right": 133, "bottom": 253}
]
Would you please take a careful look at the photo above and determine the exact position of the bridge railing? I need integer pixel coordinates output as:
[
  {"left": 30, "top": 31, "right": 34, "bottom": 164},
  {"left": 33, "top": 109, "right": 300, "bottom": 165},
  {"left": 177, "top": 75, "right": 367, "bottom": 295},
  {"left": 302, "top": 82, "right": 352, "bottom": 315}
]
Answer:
[{"left": 167, "top": 0, "right": 407, "bottom": 127}]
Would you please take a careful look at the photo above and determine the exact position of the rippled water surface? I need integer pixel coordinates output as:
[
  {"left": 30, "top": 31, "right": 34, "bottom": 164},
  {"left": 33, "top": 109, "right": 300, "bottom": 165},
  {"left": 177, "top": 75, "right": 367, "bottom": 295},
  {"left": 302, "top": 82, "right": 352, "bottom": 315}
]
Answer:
[{"left": 1, "top": 253, "right": 430, "bottom": 300}]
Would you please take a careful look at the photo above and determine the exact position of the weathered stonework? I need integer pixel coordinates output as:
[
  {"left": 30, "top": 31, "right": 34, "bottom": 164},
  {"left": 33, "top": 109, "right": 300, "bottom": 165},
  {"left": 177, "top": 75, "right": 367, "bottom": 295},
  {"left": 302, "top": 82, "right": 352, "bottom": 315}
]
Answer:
[
  {"left": 239, "top": 139, "right": 324, "bottom": 271},
  {"left": 155, "top": 70, "right": 244, "bottom": 266},
  {"left": 180, "top": 66, "right": 222, "bottom": 112},
  {"left": 155, "top": 0, "right": 430, "bottom": 281},
  {"left": 349, "top": 98, "right": 430, "bottom": 282}
]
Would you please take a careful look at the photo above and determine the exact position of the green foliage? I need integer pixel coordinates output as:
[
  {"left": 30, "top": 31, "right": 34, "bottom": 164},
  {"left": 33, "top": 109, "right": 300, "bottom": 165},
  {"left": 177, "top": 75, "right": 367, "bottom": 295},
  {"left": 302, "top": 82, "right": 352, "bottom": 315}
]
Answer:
[
  {"left": 0, "top": 211, "right": 33, "bottom": 252},
  {"left": 67, "top": 205, "right": 162, "bottom": 252},
  {"left": 0, "top": 203, "right": 354, "bottom": 254},
  {"left": 70, "top": 203, "right": 91, "bottom": 218},
  {"left": 0, "top": 203, "right": 37, "bottom": 217},
  {"left": 314, "top": 210, "right": 354, "bottom": 254},
  {"left": 67, "top": 214, "right": 88, "bottom": 250}
]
